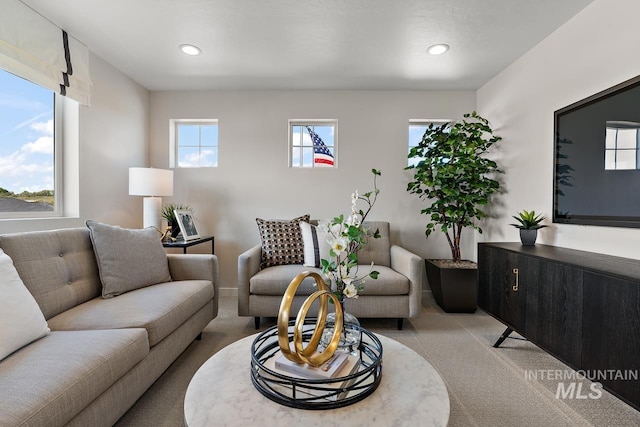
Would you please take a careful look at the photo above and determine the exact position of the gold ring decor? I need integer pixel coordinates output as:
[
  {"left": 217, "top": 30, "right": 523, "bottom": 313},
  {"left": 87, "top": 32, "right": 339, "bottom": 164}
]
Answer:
[
  {"left": 294, "top": 290, "right": 344, "bottom": 365},
  {"left": 277, "top": 271, "right": 344, "bottom": 367}
]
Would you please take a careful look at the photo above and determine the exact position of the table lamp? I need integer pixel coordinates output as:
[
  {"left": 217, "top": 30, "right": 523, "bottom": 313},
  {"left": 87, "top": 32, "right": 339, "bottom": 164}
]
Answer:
[{"left": 129, "top": 167, "right": 174, "bottom": 229}]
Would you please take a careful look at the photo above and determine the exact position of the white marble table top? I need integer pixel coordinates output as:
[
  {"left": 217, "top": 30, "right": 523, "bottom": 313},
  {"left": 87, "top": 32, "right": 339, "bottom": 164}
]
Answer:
[{"left": 184, "top": 332, "right": 450, "bottom": 427}]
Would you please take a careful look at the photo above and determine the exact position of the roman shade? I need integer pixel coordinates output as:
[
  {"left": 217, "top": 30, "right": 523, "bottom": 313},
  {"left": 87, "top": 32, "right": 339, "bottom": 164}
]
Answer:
[{"left": 0, "top": 0, "right": 92, "bottom": 105}]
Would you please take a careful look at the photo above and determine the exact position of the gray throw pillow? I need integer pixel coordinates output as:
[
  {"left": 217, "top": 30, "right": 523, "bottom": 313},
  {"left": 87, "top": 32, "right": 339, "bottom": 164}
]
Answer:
[{"left": 86, "top": 220, "right": 171, "bottom": 298}]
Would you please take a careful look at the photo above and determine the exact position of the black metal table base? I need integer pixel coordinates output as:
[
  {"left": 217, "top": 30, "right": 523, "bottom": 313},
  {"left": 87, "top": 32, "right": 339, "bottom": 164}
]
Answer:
[{"left": 493, "top": 327, "right": 528, "bottom": 347}]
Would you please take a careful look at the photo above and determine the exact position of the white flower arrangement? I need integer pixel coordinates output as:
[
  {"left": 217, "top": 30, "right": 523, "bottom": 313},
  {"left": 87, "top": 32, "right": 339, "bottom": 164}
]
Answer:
[{"left": 319, "top": 169, "right": 381, "bottom": 301}]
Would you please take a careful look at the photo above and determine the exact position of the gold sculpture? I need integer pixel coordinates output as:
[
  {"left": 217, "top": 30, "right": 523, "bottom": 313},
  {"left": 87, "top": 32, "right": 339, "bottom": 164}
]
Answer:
[{"left": 277, "top": 271, "right": 344, "bottom": 367}]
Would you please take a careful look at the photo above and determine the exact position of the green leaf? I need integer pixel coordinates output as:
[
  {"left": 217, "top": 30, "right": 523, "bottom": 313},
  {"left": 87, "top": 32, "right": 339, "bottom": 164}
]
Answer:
[{"left": 511, "top": 209, "right": 547, "bottom": 229}]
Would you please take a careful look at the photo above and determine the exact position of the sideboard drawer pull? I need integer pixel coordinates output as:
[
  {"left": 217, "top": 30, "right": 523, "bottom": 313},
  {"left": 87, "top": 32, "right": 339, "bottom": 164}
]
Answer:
[{"left": 512, "top": 268, "right": 519, "bottom": 291}]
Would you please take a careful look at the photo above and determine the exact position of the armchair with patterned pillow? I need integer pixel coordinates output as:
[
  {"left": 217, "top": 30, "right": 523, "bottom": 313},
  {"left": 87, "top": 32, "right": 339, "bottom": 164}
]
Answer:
[{"left": 237, "top": 216, "right": 423, "bottom": 329}]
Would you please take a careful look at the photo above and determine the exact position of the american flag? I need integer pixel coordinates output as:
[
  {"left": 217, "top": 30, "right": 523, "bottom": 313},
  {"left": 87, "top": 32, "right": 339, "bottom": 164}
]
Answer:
[{"left": 306, "top": 126, "right": 335, "bottom": 167}]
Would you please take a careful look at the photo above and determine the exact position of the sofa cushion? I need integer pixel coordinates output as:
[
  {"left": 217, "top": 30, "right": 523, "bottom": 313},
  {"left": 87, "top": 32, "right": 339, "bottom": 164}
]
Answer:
[
  {"left": 249, "top": 264, "right": 409, "bottom": 296},
  {"left": 250, "top": 265, "right": 323, "bottom": 296},
  {"left": 0, "top": 228, "right": 102, "bottom": 320},
  {"left": 0, "top": 329, "right": 148, "bottom": 427},
  {"left": 352, "top": 266, "right": 409, "bottom": 295},
  {"left": 256, "top": 215, "right": 309, "bottom": 268},
  {"left": 0, "top": 249, "right": 50, "bottom": 361},
  {"left": 86, "top": 220, "right": 172, "bottom": 298},
  {"left": 300, "top": 221, "right": 332, "bottom": 268},
  {"left": 47, "top": 280, "right": 214, "bottom": 347}
]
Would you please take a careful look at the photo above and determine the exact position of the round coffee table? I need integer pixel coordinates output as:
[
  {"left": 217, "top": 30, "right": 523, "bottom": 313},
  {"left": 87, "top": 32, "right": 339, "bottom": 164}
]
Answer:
[{"left": 184, "top": 333, "right": 449, "bottom": 426}]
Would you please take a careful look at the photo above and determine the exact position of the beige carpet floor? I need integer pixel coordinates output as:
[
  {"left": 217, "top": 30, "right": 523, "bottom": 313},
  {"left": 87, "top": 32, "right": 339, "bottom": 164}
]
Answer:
[{"left": 115, "top": 294, "right": 640, "bottom": 426}]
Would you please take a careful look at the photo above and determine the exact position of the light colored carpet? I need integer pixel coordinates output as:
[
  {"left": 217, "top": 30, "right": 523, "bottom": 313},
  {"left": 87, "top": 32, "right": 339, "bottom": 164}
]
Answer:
[{"left": 115, "top": 294, "right": 640, "bottom": 426}]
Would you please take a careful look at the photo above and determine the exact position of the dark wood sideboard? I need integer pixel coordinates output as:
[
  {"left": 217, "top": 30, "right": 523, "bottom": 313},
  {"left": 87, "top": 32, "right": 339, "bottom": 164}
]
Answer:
[{"left": 477, "top": 242, "right": 640, "bottom": 410}]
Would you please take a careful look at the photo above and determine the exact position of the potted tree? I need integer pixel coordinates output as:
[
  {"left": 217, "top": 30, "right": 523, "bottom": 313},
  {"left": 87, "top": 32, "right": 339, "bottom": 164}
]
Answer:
[
  {"left": 511, "top": 210, "right": 547, "bottom": 246},
  {"left": 406, "top": 111, "right": 502, "bottom": 312}
]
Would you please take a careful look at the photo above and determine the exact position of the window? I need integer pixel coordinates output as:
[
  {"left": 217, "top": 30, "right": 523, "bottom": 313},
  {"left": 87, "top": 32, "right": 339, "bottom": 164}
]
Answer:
[
  {"left": 171, "top": 120, "right": 218, "bottom": 168},
  {"left": 408, "top": 120, "right": 449, "bottom": 167},
  {"left": 290, "top": 121, "right": 336, "bottom": 168},
  {"left": 605, "top": 121, "right": 640, "bottom": 170},
  {"left": 0, "top": 69, "right": 60, "bottom": 217}
]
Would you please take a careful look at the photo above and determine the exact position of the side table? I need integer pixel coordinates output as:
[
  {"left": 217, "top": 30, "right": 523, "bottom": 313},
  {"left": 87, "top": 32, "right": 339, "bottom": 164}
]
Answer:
[{"left": 162, "top": 235, "right": 214, "bottom": 254}]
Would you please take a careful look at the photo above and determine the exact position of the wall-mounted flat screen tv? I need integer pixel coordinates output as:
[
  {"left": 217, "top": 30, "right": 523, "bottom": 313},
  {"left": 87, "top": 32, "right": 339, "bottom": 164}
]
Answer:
[{"left": 554, "top": 75, "right": 640, "bottom": 228}]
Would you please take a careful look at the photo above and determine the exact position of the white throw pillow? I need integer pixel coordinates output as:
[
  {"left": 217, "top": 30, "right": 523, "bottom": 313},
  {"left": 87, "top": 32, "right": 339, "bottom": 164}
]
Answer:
[
  {"left": 0, "top": 248, "right": 50, "bottom": 361},
  {"left": 300, "top": 222, "right": 333, "bottom": 268}
]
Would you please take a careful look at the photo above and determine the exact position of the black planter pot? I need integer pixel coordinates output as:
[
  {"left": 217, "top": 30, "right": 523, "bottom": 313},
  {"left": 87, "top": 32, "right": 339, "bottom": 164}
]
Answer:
[
  {"left": 519, "top": 229, "right": 537, "bottom": 246},
  {"left": 425, "top": 259, "right": 478, "bottom": 313}
]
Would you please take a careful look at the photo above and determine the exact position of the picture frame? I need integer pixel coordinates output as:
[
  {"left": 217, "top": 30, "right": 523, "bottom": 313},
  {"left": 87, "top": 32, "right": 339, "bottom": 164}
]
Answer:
[{"left": 174, "top": 209, "right": 200, "bottom": 241}]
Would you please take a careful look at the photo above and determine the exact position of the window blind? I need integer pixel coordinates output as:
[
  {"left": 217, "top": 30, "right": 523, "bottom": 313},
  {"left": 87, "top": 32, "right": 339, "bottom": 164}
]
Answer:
[{"left": 0, "top": 0, "right": 92, "bottom": 105}]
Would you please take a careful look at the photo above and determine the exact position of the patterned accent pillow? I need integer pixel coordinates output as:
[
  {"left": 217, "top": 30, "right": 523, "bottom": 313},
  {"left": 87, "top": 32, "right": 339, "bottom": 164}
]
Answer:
[{"left": 256, "top": 215, "right": 310, "bottom": 268}]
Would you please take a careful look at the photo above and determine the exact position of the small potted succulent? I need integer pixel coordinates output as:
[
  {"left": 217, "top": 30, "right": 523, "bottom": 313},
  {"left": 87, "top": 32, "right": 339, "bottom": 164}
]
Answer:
[
  {"left": 511, "top": 210, "right": 547, "bottom": 246},
  {"left": 161, "top": 203, "right": 193, "bottom": 238}
]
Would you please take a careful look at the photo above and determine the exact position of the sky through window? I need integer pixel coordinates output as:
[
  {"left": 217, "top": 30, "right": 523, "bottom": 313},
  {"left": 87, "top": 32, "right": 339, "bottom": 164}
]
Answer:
[{"left": 0, "top": 69, "right": 54, "bottom": 194}]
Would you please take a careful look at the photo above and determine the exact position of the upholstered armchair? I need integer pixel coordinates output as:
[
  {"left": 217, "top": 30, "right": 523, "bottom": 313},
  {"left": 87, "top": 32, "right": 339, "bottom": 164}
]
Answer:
[{"left": 238, "top": 220, "right": 423, "bottom": 329}]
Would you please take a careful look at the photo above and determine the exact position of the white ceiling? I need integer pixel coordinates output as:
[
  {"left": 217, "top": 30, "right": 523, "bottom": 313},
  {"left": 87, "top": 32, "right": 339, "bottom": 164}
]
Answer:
[{"left": 22, "top": 0, "right": 594, "bottom": 91}]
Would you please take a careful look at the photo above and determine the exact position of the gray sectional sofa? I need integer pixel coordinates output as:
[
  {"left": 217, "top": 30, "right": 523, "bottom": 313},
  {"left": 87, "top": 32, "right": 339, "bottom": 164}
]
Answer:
[
  {"left": 0, "top": 227, "right": 218, "bottom": 427},
  {"left": 238, "top": 221, "right": 422, "bottom": 329}
]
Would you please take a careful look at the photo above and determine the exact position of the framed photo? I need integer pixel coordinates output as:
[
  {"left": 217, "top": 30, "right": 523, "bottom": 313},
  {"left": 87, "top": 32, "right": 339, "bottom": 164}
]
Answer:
[{"left": 174, "top": 210, "right": 200, "bottom": 241}]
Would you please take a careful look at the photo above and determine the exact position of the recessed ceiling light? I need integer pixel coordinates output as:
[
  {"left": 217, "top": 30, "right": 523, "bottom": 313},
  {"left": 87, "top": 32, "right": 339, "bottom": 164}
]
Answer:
[
  {"left": 179, "top": 44, "right": 202, "bottom": 56},
  {"left": 427, "top": 44, "right": 449, "bottom": 56}
]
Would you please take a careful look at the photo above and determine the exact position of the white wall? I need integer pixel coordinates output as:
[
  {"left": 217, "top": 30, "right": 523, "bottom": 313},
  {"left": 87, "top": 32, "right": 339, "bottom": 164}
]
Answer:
[
  {"left": 149, "top": 90, "right": 476, "bottom": 289},
  {"left": 79, "top": 54, "right": 149, "bottom": 227},
  {"left": 13, "top": 0, "right": 638, "bottom": 294},
  {"left": 0, "top": 53, "right": 149, "bottom": 234},
  {"left": 477, "top": 0, "right": 640, "bottom": 258}
]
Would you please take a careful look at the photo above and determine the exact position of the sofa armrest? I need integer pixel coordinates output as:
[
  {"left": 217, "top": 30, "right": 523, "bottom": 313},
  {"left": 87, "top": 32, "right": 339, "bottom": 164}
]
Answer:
[
  {"left": 390, "top": 245, "right": 423, "bottom": 318},
  {"left": 238, "top": 245, "right": 262, "bottom": 316},
  {"left": 167, "top": 254, "right": 220, "bottom": 318}
]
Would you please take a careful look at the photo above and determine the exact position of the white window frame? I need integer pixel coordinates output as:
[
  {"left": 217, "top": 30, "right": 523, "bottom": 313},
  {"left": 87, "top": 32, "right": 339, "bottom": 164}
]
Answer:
[
  {"left": 0, "top": 76, "right": 68, "bottom": 219},
  {"left": 169, "top": 119, "right": 219, "bottom": 168},
  {"left": 288, "top": 120, "right": 337, "bottom": 168}
]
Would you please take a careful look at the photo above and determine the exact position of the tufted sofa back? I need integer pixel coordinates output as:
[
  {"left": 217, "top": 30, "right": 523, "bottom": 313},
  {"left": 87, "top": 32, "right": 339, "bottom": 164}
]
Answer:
[
  {"left": 0, "top": 228, "right": 101, "bottom": 320},
  {"left": 356, "top": 221, "right": 391, "bottom": 267}
]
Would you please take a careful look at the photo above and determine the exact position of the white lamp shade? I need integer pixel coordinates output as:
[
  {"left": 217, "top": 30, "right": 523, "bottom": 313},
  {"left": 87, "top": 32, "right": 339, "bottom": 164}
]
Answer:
[{"left": 129, "top": 167, "right": 174, "bottom": 197}]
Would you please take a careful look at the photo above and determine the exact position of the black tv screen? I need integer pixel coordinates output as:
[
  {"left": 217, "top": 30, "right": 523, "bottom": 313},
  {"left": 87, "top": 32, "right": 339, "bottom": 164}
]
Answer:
[{"left": 554, "top": 75, "right": 640, "bottom": 228}]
